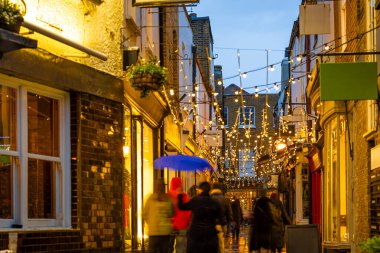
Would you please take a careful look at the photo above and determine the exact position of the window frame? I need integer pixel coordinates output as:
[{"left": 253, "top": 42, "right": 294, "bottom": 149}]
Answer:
[
  {"left": 238, "top": 106, "right": 256, "bottom": 128},
  {"left": 223, "top": 106, "right": 229, "bottom": 128},
  {"left": 0, "top": 74, "right": 71, "bottom": 229}
]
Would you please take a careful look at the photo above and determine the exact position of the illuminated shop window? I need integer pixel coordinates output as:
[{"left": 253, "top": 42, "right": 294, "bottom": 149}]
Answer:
[{"left": 324, "top": 114, "right": 349, "bottom": 242}]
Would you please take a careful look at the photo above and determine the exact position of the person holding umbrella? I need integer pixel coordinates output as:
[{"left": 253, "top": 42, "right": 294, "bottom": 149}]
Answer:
[{"left": 178, "top": 181, "right": 223, "bottom": 253}]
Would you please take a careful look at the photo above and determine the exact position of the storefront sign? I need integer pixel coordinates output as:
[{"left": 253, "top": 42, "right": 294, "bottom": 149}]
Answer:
[
  {"left": 307, "top": 148, "right": 321, "bottom": 172},
  {"left": 133, "top": 0, "right": 199, "bottom": 7},
  {"left": 320, "top": 62, "right": 378, "bottom": 101},
  {"left": 299, "top": 4, "right": 330, "bottom": 35}
]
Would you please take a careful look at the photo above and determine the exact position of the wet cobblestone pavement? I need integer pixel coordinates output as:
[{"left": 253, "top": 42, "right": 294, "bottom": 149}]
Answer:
[{"left": 224, "top": 226, "right": 286, "bottom": 253}]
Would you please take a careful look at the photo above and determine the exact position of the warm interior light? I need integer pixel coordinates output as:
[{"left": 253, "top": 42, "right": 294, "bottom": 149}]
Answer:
[
  {"left": 275, "top": 140, "right": 287, "bottom": 151},
  {"left": 217, "top": 80, "right": 222, "bottom": 85},
  {"left": 234, "top": 90, "right": 239, "bottom": 95},
  {"left": 169, "top": 89, "right": 174, "bottom": 96}
]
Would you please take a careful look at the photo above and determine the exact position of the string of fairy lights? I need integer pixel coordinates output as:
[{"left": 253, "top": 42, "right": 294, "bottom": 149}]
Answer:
[{"left": 136, "top": 15, "right": 380, "bottom": 189}]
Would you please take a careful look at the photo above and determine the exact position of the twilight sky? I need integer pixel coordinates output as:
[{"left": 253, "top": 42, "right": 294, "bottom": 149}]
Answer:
[{"left": 189, "top": 0, "right": 301, "bottom": 93}]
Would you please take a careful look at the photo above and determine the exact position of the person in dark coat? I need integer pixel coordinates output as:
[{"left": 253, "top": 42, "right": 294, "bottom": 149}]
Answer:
[
  {"left": 249, "top": 195, "right": 272, "bottom": 252},
  {"left": 210, "top": 182, "right": 233, "bottom": 252},
  {"left": 178, "top": 181, "right": 223, "bottom": 253},
  {"left": 249, "top": 193, "right": 292, "bottom": 253},
  {"left": 269, "top": 192, "right": 291, "bottom": 253},
  {"left": 230, "top": 196, "right": 243, "bottom": 240}
]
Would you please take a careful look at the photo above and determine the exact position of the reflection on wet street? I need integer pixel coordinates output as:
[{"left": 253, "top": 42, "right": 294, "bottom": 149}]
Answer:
[{"left": 224, "top": 225, "right": 286, "bottom": 253}]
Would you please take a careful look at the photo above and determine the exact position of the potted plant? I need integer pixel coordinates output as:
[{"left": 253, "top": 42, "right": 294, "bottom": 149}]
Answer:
[
  {"left": 0, "top": 0, "right": 24, "bottom": 33},
  {"left": 360, "top": 236, "right": 380, "bottom": 253},
  {"left": 125, "top": 57, "right": 168, "bottom": 98}
]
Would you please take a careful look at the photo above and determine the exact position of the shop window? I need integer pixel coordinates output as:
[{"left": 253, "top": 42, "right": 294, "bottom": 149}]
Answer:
[
  {"left": 324, "top": 114, "right": 349, "bottom": 242},
  {"left": 0, "top": 76, "right": 70, "bottom": 228},
  {"left": 238, "top": 149, "right": 255, "bottom": 177}
]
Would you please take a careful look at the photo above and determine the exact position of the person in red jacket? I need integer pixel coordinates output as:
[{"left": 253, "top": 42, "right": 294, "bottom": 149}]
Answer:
[{"left": 168, "top": 177, "right": 192, "bottom": 253}]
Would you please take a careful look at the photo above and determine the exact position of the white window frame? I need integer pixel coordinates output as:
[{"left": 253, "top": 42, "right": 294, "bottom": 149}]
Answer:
[
  {"left": 239, "top": 106, "right": 256, "bottom": 128},
  {"left": 0, "top": 74, "right": 71, "bottom": 229}
]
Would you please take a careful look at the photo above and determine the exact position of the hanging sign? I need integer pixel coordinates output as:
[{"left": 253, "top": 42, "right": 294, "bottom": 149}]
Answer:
[
  {"left": 299, "top": 4, "right": 330, "bottom": 35},
  {"left": 133, "top": 0, "right": 199, "bottom": 7},
  {"left": 320, "top": 62, "right": 378, "bottom": 101}
]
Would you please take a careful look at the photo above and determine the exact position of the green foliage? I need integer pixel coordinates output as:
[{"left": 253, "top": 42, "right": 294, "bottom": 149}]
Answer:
[
  {"left": 360, "top": 236, "right": 380, "bottom": 253},
  {"left": 0, "top": 0, "right": 23, "bottom": 26},
  {"left": 125, "top": 57, "right": 168, "bottom": 97}
]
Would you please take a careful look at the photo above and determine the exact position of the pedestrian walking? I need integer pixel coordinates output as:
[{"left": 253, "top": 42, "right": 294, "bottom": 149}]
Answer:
[
  {"left": 210, "top": 182, "right": 233, "bottom": 253},
  {"left": 269, "top": 192, "right": 292, "bottom": 253},
  {"left": 168, "top": 177, "right": 192, "bottom": 253},
  {"left": 178, "top": 181, "right": 223, "bottom": 253},
  {"left": 249, "top": 192, "right": 292, "bottom": 253},
  {"left": 143, "top": 178, "right": 174, "bottom": 253},
  {"left": 249, "top": 194, "right": 272, "bottom": 252},
  {"left": 230, "top": 196, "right": 243, "bottom": 240}
]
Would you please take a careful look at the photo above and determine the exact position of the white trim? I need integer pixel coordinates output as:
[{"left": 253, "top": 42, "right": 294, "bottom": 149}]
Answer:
[
  {"left": 0, "top": 75, "right": 71, "bottom": 229},
  {"left": 238, "top": 106, "right": 256, "bottom": 128}
]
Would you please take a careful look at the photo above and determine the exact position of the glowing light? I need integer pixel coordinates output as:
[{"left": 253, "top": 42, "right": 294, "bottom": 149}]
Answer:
[
  {"left": 217, "top": 80, "right": 222, "bottom": 85},
  {"left": 324, "top": 44, "right": 330, "bottom": 50},
  {"left": 169, "top": 89, "right": 174, "bottom": 96},
  {"left": 296, "top": 55, "right": 302, "bottom": 62},
  {"left": 269, "top": 65, "right": 275, "bottom": 72}
]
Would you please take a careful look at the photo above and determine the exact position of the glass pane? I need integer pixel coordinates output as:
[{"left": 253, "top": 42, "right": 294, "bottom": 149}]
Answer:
[
  {"left": 0, "top": 85, "right": 17, "bottom": 151},
  {"left": 28, "top": 93, "right": 59, "bottom": 156},
  {"left": 0, "top": 155, "right": 12, "bottom": 219},
  {"left": 339, "top": 115, "right": 348, "bottom": 241},
  {"left": 28, "top": 159, "right": 56, "bottom": 219},
  {"left": 123, "top": 106, "right": 132, "bottom": 249}
]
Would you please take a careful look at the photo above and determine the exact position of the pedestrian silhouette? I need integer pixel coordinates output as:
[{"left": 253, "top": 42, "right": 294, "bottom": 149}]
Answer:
[
  {"left": 249, "top": 194, "right": 272, "bottom": 252},
  {"left": 210, "top": 182, "right": 233, "bottom": 252},
  {"left": 269, "top": 192, "right": 291, "bottom": 253},
  {"left": 249, "top": 192, "right": 292, "bottom": 253},
  {"left": 168, "top": 177, "right": 191, "bottom": 253},
  {"left": 178, "top": 181, "right": 223, "bottom": 253},
  {"left": 143, "top": 178, "right": 174, "bottom": 253},
  {"left": 231, "top": 196, "right": 243, "bottom": 240}
]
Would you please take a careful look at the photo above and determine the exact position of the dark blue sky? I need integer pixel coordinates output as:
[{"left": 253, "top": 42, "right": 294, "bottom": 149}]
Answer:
[{"left": 190, "top": 0, "right": 300, "bottom": 93}]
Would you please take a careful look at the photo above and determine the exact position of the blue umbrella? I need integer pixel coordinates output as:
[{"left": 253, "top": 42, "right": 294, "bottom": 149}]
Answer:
[{"left": 154, "top": 154, "right": 213, "bottom": 172}]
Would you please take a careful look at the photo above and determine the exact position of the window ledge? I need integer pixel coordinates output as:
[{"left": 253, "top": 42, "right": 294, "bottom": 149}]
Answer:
[
  {"left": 363, "top": 129, "right": 377, "bottom": 141},
  {"left": 0, "top": 227, "right": 76, "bottom": 233}
]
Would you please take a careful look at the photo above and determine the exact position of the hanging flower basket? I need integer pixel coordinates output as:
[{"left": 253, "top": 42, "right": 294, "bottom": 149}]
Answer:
[
  {"left": 0, "top": 0, "right": 24, "bottom": 33},
  {"left": 125, "top": 57, "right": 168, "bottom": 98}
]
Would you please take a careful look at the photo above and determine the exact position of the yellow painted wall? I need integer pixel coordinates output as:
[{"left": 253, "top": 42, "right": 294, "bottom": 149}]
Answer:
[{"left": 19, "top": 0, "right": 123, "bottom": 76}]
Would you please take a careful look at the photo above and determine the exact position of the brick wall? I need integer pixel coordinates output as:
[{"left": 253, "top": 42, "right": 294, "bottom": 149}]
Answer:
[
  {"left": 224, "top": 93, "right": 278, "bottom": 163},
  {"left": 191, "top": 14, "right": 212, "bottom": 86},
  {"left": 342, "top": 0, "right": 370, "bottom": 251},
  {"left": 0, "top": 234, "right": 8, "bottom": 251},
  {"left": 71, "top": 92, "right": 123, "bottom": 252},
  {"left": 163, "top": 7, "right": 180, "bottom": 102}
]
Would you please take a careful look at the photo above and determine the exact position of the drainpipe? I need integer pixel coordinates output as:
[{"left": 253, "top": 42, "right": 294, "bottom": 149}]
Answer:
[{"left": 192, "top": 45, "right": 197, "bottom": 185}]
